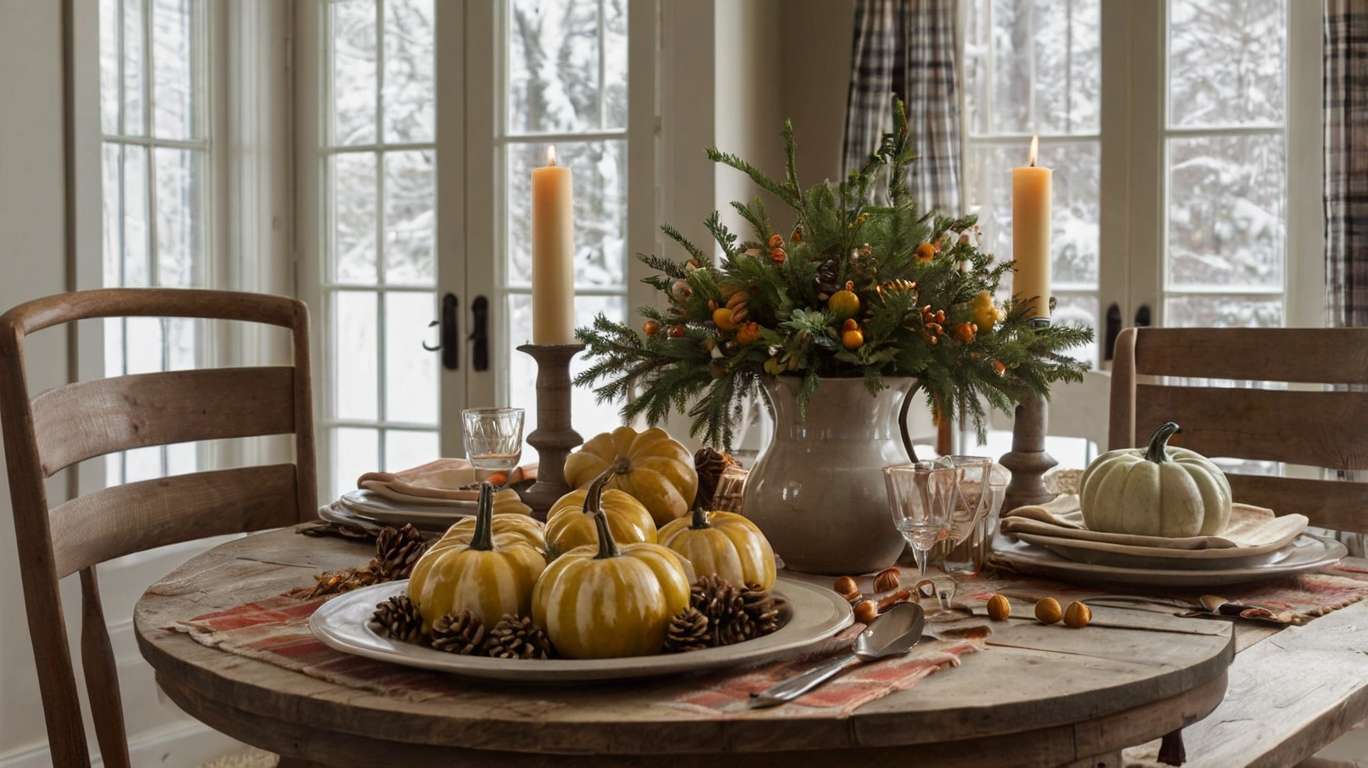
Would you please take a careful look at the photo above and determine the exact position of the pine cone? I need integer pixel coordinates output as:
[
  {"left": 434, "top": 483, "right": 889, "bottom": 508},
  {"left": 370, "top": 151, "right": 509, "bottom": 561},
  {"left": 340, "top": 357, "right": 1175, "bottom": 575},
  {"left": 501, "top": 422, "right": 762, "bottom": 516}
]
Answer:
[
  {"left": 663, "top": 607, "right": 711, "bottom": 653},
  {"left": 741, "top": 583, "right": 782, "bottom": 637},
  {"left": 483, "top": 614, "right": 553, "bottom": 660},
  {"left": 815, "top": 260, "right": 841, "bottom": 300},
  {"left": 373, "top": 523, "right": 428, "bottom": 581},
  {"left": 693, "top": 447, "right": 734, "bottom": 510},
  {"left": 691, "top": 575, "right": 745, "bottom": 646},
  {"left": 367, "top": 595, "right": 424, "bottom": 643},
  {"left": 429, "top": 611, "right": 487, "bottom": 655}
]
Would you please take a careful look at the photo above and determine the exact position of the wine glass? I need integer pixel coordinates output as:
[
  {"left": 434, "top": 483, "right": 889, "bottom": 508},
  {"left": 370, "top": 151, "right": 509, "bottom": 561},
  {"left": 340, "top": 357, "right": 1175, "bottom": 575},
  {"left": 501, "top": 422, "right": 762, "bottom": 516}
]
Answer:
[
  {"left": 884, "top": 461, "right": 958, "bottom": 619},
  {"left": 462, "top": 407, "right": 525, "bottom": 486},
  {"left": 941, "top": 455, "right": 994, "bottom": 575}
]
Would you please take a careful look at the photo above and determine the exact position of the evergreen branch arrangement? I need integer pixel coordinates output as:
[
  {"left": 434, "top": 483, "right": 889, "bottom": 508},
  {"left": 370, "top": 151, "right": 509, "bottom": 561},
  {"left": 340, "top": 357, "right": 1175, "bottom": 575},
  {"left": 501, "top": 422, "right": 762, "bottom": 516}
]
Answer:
[{"left": 576, "top": 99, "right": 1092, "bottom": 448}]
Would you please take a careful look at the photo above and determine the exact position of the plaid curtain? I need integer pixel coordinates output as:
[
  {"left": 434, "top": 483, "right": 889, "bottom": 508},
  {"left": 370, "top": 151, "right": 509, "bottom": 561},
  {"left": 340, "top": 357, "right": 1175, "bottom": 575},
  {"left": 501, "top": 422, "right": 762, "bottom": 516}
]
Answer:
[
  {"left": 1325, "top": 0, "right": 1368, "bottom": 557},
  {"left": 842, "top": 0, "right": 962, "bottom": 213}
]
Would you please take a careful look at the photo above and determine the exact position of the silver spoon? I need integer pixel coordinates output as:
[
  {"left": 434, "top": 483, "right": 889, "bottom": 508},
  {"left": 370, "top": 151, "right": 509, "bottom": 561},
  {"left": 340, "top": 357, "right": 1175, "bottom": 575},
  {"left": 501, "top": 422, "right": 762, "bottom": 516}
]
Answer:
[{"left": 748, "top": 602, "right": 926, "bottom": 708}]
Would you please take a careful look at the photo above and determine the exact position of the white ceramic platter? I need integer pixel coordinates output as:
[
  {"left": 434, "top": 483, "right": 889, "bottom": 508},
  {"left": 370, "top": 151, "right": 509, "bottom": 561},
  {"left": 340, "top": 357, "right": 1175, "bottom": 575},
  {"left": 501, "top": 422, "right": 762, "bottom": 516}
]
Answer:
[
  {"left": 310, "top": 577, "right": 853, "bottom": 682},
  {"left": 994, "top": 532, "right": 1347, "bottom": 587}
]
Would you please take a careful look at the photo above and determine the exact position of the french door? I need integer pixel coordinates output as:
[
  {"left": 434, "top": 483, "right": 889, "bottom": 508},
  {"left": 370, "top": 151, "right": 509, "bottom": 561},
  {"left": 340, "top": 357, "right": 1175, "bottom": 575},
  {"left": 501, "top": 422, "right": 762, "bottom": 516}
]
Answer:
[{"left": 299, "top": 0, "right": 657, "bottom": 498}]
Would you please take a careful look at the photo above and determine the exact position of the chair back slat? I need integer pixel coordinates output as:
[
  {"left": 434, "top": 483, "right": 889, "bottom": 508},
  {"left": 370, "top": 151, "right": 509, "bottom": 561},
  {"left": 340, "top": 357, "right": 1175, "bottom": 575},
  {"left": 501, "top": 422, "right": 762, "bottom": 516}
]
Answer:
[
  {"left": 50, "top": 464, "right": 301, "bottom": 578},
  {"left": 1134, "top": 384, "right": 1368, "bottom": 470},
  {"left": 1111, "top": 327, "right": 1368, "bottom": 535},
  {"left": 33, "top": 367, "right": 297, "bottom": 477},
  {"left": 0, "top": 288, "right": 316, "bottom": 767},
  {"left": 1131, "top": 327, "right": 1368, "bottom": 384}
]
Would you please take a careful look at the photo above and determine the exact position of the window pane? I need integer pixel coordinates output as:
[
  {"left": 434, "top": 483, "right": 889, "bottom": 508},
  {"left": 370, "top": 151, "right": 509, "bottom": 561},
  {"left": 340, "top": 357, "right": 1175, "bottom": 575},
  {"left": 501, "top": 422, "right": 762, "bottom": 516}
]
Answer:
[
  {"left": 166, "top": 317, "right": 197, "bottom": 370},
  {"left": 166, "top": 441, "right": 196, "bottom": 476},
  {"left": 100, "top": 0, "right": 119, "bottom": 134},
  {"left": 152, "top": 0, "right": 200, "bottom": 139},
  {"left": 332, "top": 0, "right": 378, "bottom": 146},
  {"left": 155, "top": 148, "right": 203, "bottom": 287},
  {"left": 102, "top": 144, "right": 122, "bottom": 286},
  {"left": 383, "top": 150, "right": 435, "bottom": 285},
  {"left": 382, "top": 0, "right": 434, "bottom": 143},
  {"left": 964, "top": 0, "right": 1100, "bottom": 136},
  {"left": 123, "top": 0, "right": 146, "bottom": 135},
  {"left": 385, "top": 429, "right": 438, "bottom": 472},
  {"left": 125, "top": 445, "right": 163, "bottom": 482},
  {"left": 508, "top": 293, "right": 625, "bottom": 463},
  {"left": 126, "top": 316, "right": 163, "bottom": 373},
  {"left": 1053, "top": 294, "right": 1098, "bottom": 365},
  {"left": 104, "top": 318, "right": 125, "bottom": 378},
  {"left": 122, "top": 145, "right": 150, "bottom": 286},
  {"left": 507, "top": 0, "right": 627, "bottom": 133},
  {"left": 1168, "top": 0, "right": 1285, "bottom": 128},
  {"left": 1165, "top": 294, "right": 1283, "bottom": 327},
  {"left": 506, "top": 141, "right": 627, "bottom": 288},
  {"left": 332, "top": 152, "right": 379, "bottom": 283},
  {"left": 1166, "top": 134, "right": 1284, "bottom": 290},
  {"left": 965, "top": 139, "right": 1099, "bottom": 289},
  {"left": 334, "top": 291, "right": 379, "bottom": 420},
  {"left": 333, "top": 427, "right": 379, "bottom": 498},
  {"left": 384, "top": 291, "right": 438, "bottom": 425}
]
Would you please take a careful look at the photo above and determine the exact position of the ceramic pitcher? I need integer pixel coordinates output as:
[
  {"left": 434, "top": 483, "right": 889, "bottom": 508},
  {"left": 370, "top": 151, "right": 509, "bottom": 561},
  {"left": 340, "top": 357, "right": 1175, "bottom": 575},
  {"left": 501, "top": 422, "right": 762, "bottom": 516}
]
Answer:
[{"left": 742, "top": 376, "right": 917, "bottom": 575}]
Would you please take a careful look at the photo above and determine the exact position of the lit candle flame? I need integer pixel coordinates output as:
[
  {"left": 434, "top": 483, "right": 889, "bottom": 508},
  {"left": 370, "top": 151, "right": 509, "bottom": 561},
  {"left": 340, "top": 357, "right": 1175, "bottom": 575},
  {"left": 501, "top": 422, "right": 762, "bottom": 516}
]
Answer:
[
  {"left": 546, "top": 145, "right": 558, "bottom": 167},
  {"left": 1027, "top": 135, "right": 1038, "bottom": 167}
]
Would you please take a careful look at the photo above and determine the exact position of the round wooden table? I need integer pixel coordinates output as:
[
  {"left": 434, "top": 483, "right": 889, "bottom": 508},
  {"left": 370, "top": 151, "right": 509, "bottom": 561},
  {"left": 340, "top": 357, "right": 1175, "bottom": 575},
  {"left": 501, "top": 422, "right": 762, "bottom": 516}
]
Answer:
[{"left": 135, "top": 528, "right": 1234, "bottom": 768}]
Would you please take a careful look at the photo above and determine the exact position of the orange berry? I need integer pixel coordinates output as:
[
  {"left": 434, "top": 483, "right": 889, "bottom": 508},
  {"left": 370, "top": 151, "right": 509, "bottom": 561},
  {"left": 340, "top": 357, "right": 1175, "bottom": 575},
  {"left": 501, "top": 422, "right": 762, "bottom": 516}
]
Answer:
[
  {"left": 667, "top": 324, "right": 686, "bottom": 338},
  {"left": 712, "top": 307, "right": 736, "bottom": 332},
  {"left": 993, "top": 359, "right": 1007, "bottom": 376},
  {"left": 954, "top": 322, "right": 977, "bottom": 344},
  {"left": 916, "top": 242, "right": 938, "bottom": 261},
  {"left": 642, "top": 319, "right": 661, "bottom": 337},
  {"left": 767, "top": 233, "right": 784, "bottom": 250},
  {"left": 842, "top": 328, "right": 864, "bottom": 350},
  {"left": 769, "top": 247, "right": 787, "bottom": 264},
  {"left": 842, "top": 318, "right": 860, "bottom": 332},
  {"left": 736, "top": 322, "right": 761, "bottom": 345},
  {"left": 790, "top": 226, "right": 804, "bottom": 244}
]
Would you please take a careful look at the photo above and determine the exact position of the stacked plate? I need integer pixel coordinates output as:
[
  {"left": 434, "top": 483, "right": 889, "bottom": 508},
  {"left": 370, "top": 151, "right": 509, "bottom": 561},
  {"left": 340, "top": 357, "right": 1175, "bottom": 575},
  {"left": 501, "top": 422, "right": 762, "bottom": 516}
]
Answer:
[
  {"left": 319, "top": 488, "right": 478, "bottom": 532},
  {"left": 993, "top": 497, "right": 1347, "bottom": 587}
]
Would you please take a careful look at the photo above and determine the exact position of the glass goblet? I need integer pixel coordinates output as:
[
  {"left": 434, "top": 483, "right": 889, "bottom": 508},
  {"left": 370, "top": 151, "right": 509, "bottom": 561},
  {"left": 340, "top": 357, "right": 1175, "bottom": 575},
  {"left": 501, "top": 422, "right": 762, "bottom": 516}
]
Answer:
[
  {"left": 941, "top": 455, "right": 994, "bottom": 575},
  {"left": 461, "top": 407, "right": 525, "bottom": 486},
  {"left": 884, "top": 461, "right": 959, "bottom": 619}
]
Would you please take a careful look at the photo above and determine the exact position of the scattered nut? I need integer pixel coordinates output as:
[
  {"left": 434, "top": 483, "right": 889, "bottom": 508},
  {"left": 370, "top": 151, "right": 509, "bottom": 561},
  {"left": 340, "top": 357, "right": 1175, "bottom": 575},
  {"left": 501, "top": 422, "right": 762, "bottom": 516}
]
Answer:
[
  {"left": 854, "top": 599, "right": 878, "bottom": 624},
  {"left": 873, "top": 567, "right": 901, "bottom": 592},
  {"left": 986, "top": 593, "right": 1012, "bottom": 621},
  {"left": 833, "top": 576, "right": 860, "bottom": 602},
  {"left": 877, "top": 587, "right": 914, "bottom": 612},
  {"left": 1064, "top": 601, "right": 1092, "bottom": 628},
  {"left": 1035, "top": 597, "right": 1063, "bottom": 625}
]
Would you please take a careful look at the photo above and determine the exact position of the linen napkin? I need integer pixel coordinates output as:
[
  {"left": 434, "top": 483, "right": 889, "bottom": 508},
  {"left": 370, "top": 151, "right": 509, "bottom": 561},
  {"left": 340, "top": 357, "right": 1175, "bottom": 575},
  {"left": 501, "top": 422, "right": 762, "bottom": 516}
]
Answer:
[
  {"left": 356, "top": 458, "right": 535, "bottom": 503},
  {"left": 1002, "top": 494, "right": 1308, "bottom": 556}
]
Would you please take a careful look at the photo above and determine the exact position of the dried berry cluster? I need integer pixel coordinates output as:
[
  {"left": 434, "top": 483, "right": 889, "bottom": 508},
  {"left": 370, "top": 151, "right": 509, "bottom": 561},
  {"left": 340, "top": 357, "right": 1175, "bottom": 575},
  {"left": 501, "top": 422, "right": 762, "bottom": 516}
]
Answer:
[{"left": 305, "top": 523, "right": 429, "bottom": 598}]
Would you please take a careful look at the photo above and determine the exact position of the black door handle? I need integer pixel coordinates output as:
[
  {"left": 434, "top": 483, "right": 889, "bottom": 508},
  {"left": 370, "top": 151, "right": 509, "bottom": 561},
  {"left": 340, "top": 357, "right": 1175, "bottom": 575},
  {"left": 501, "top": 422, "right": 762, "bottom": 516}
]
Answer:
[
  {"left": 469, "top": 296, "right": 489, "bottom": 372},
  {"left": 423, "top": 293, "right": 459, "bottom": 370},
  {"left": 1135, "top": 304, "right": 1152, "bottom": 327},
  {"left": 1103, "top": 303, "right": 1122, "bottom": 361}
]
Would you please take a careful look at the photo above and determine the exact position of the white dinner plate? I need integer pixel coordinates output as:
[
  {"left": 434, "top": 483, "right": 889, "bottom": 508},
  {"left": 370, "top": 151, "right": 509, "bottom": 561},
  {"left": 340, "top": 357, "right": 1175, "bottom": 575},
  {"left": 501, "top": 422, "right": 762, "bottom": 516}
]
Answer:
[
  {"left": 1015, "top": 531, "right": 1288, "bottom": 571},
  {"left": 310, "top": 577, "right": 854, "bottom": 682},
  {"left": 993, "top": 532, "right": 1346, "bottom": 587},
  {"left": 336, "top": 490, "right": 474, "bottom": 529}
]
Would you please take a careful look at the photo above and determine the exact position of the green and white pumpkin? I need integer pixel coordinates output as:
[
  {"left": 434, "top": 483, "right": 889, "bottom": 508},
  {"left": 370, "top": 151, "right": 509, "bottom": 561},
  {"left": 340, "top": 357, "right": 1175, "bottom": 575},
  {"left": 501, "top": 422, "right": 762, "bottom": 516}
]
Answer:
[{"left": 1080, "top": 422, "right": 1232, "bottom": 538}]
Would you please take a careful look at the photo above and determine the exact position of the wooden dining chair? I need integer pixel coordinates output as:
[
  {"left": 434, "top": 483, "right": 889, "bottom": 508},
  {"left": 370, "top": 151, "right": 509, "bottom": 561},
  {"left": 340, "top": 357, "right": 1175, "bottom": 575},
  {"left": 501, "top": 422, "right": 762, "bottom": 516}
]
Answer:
[
  {"left": 1109, "top": 326, "right": 1368, "bottom": 534},
  {"left": 0, "top": 288, "right": 318, "bottom": 768}
]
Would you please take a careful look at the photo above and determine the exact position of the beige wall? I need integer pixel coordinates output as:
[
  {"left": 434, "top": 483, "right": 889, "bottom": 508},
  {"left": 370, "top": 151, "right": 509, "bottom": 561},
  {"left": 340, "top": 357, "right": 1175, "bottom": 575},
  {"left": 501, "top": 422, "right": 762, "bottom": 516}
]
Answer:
[
  {"left": 779, "top": 0, "right": 854, "bottom": 186},
  {"left": 0, "top": 0, "right": 74, "bottom": 759}
]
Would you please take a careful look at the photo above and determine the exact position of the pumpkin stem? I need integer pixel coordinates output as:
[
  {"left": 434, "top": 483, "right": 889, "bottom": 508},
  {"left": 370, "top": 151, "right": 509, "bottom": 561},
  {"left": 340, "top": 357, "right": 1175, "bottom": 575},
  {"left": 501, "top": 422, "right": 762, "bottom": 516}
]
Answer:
[
  {"left": 689, "top": 505, "right": 710, "bottom": 530},
  {"left": 469, "top": 482, "right": 496, "bottom": 551},
  {"left": 1145, "top": 422, "right": 1182, "bottom": 463},
  {"left": 586, "top": 473, "right": 620, "bottom": 559}
]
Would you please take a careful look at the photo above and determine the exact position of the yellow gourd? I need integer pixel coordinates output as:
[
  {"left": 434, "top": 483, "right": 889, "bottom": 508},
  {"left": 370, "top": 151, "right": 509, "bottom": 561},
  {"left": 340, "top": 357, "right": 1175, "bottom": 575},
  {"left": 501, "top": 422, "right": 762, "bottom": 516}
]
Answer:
[
  {"left": 563, "top": 426, "right": 698, "bottom": 526},
  {"left": 545, "top": 484, "right": 656, "bottom": 558},
  {"left": 488, "top": 487, "right": 534, "bottom": 516},
  {"left": 532, "top": 476, "right": 695, "bottom": 658},
  {"left": 408, "top": 483, "right": 546, "bottom": 628},
  {"left": 658, "top": 507, "right": 776, "bottom": 589},
  {"left": 442, "top": 510, "right": 547, "bottom": 556}
]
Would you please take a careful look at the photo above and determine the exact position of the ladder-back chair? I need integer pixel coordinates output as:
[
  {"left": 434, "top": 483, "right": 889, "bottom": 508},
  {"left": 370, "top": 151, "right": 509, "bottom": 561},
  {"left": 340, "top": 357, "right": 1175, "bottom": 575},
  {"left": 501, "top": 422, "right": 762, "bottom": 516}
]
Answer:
[
  {"left": 0, "top": 288, "right": 318, "bottom": 767},
  {"left": 1109, "top": 326, "right": 1368, "bottom": 534}
]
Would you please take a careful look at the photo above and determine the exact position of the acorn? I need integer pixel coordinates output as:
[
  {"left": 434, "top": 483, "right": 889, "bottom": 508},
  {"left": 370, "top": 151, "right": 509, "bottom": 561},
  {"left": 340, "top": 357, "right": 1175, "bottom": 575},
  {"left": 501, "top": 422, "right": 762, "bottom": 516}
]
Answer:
[
  {"left": 986, "top": 594, "right": 1012, "bottom": 621},
  {"left": 833, "top": 576, "right": 860, "bottom": 601},
  {"left": 1035, "top": 597, "right": 1063, "bottom": 625},
  {"left": 1064, "top": 601, "right": 1092, "bottom": 628},
  {"left": 854, "top": 599, "right": 878, "bottom": 624}
]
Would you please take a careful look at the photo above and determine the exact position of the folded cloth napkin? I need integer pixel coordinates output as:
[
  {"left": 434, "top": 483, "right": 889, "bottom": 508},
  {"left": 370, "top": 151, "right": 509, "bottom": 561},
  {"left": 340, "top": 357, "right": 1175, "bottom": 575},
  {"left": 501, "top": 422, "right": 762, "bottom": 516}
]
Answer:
[
  {"left": 1002, "top": 494, "right": 1308, "bottom": 555},
  {"left": 357, "top": 458, "right": 536, "bottom": 503}
]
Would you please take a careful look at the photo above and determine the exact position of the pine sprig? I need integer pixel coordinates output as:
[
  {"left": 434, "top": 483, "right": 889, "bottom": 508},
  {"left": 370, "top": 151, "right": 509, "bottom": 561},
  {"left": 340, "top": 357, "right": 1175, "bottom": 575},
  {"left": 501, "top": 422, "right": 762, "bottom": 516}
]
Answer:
[{"left": 575, "top": 96, "right": 1092, "bottom": 449}]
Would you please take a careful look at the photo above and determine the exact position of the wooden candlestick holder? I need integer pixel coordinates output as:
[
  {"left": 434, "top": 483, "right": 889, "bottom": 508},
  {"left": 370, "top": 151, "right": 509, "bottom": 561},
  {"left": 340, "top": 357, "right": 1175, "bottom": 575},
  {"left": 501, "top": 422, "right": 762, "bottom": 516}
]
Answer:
[
  {"left": 515, "top": 343, "right": 585, "bottom": 518},
  {"left": 1000, "top": 318, "right": 1058, "bottom": 512}
]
